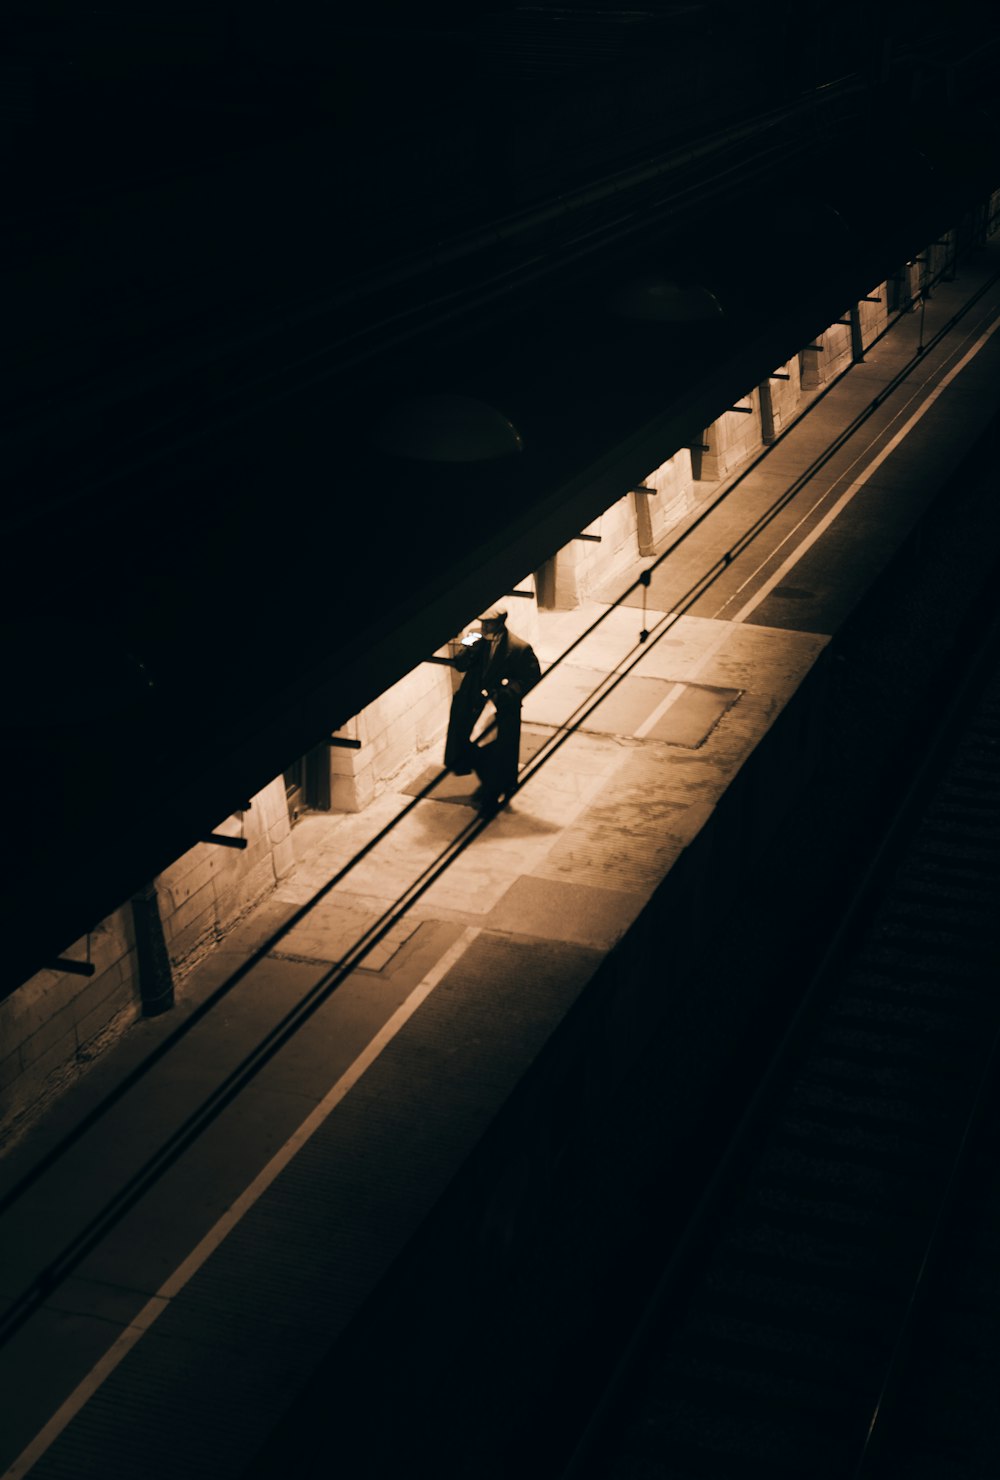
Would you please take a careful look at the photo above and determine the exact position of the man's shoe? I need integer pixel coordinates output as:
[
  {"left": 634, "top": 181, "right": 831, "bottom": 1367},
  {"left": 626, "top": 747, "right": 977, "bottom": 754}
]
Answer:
[{"left": 478, "top": 795, "right": 503, "bottom": 820}]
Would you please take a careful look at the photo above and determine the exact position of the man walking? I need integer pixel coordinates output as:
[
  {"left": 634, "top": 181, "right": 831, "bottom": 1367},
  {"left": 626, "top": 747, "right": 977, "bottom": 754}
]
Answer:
[{"left": 444, "top": 607, "right": 541, "bottom": 817}]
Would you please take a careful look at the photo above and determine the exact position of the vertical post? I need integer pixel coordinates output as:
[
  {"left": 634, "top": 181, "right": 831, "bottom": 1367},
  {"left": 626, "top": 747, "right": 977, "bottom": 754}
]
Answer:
[
  {"left": 633, "top": 488, "right": 655, "bottom": 557},
  {"left": 849, "top": 303, "right": 864, "bottom": 364},
  {"left": 888, "top": 267, "right": 906, "bottom": 314},
  {"left": 533, "top": 556, "right": 557, "bottom": 610},
  {"left": 944, "top": 230, "right": 957, "bottom": 281},
  {"left": 131, "top": 881, "right": 174, "bottom": 1017},
  {"left": 757, "top": 381, "right": 775, "bottom": 444},
  {"left": 689, "top": 433, "right": 709, "bottom": 481},
  {"left": 305, "top": 747, "right": 331, "bottom": 810},
  {"left": 799, "top": 345, "right": 822, "bottom": 390}
]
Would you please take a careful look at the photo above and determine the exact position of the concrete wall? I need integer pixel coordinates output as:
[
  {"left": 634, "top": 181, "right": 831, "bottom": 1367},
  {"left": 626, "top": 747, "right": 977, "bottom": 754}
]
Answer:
[
  {"left": 1, "top": 775, "right": 295, "bottom": 1149},
  {"left": 541, "top": 450, "right": 699, "bottom": 609},
  {"left": 544, "top": 494, "right": 639, "bottom": 609},
  {"left": 637, "top": 448, "right": 698, "bottom": 552},
  {"left": 701, "top": 389, "right": 763, "bottom": 480},
  {"left": 802, "top": 316, "right": 853, "bottom": 387},
  {"left": 636, "top": 449, "right": 698, "bottom": 556},
  {"left": 800, "top": 286, "right": 888, "bottom": 387},
  {"left": 764, "top": 357, "right": 801, "bottom": 437},
  {"left": 159, "top": 776, "right": 295, "bottom": 973},
  {"left": 858, "top": 282, "right": 889, "bottom": 348},
  {"left": 327, "top": 659, "right": 457, "bottom": 812},
  {"left": 0, "top": 909, "right": 139, "bottom": 1150}
]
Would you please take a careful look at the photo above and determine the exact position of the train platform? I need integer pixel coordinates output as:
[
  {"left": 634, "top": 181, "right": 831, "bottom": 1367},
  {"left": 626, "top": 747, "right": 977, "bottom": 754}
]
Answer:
[{"left": 3, "top": 241, "right": 1000, "bottom": 1480}]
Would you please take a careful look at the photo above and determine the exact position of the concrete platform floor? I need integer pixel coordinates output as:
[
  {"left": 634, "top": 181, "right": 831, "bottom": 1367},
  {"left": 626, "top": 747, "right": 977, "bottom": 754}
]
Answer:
[
  {"left": 2, "top": 240, "right": 1000, "bottom": 1480},
  {"left": 0, "top": 615, "right": 827, "bottom": 1480}
]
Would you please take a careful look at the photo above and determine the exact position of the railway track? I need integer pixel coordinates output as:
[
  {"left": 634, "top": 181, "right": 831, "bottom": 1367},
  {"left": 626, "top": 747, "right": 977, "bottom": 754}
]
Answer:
[
  {"left": 559, "top": 539, "right": 1000, "bottom": 1478},
  {"left": 856, "top": 993, "right": 1000, "bottom": 1480}
]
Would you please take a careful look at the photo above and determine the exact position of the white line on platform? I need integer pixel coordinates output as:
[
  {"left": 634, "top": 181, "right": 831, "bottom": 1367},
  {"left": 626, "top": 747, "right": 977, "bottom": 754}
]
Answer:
[
  {"left": 3, "top": 924, "right": 481, "bottom": 1480},
  {"left": 720, "top": 308, "right": 1000, "bottom": 624},
  {"left": 633, "top": 622, "right": 737, "bottom": 737}
]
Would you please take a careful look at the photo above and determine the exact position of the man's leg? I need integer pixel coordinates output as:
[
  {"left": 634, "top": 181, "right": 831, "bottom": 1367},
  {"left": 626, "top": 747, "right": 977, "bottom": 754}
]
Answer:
[
  {"left": 445, "top": 689, "right": 487, "bottom": 775},
  {"left": 491, "top": 703, "right": 522, "bottom": 804},
  {"left": 473, "top": 741, "right": 511, "bottom": 816}
]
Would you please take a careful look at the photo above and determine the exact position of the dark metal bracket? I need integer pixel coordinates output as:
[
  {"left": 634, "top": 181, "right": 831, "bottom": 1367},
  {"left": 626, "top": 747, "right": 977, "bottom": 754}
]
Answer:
[
  {"left": 574, "top": 532, "right": 602, "bottom": 542},
  {"left": 728, "top": 404, "right": 753, "bottom": 414},
  {"left": 328, "top": 736, "right": 363, "bottom": 749},
  {"left": 508, "top": 589, "right": 534, "bottom": 599},
  {"left": 862, "top": 296, "right": 882, "bottom": 303},
  {"left": 48, "top": 957, "right": 96, "bottom": 978},
  {"left": 688, "top": 443, "right": 710, "bottom": 452},
  {"left": 202, "top": 833, "right": 248, "bottom": 850},
  {"left": 631, "top": 485, "right": 657, "bottom": 496}
]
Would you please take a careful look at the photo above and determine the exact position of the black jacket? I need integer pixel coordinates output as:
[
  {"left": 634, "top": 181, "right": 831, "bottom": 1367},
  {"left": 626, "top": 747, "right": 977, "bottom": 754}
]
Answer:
[{"left": 444, "top": 629, "right": 541, "bottom": 779}]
